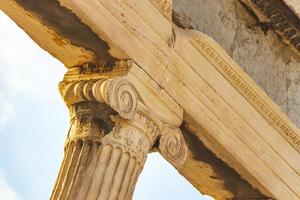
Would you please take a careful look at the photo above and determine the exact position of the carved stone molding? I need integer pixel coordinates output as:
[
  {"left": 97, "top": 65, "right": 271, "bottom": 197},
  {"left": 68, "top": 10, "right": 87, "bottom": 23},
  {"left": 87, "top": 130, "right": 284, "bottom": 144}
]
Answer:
[
  {"left": 63, "top": 60, "right": 133, "bottom": 82},
  {"left": 150, "top": 0, "right": 172, "bottom": 21},
  {"left": 191, "top": 36, "right": 300, "bottom": 154}
]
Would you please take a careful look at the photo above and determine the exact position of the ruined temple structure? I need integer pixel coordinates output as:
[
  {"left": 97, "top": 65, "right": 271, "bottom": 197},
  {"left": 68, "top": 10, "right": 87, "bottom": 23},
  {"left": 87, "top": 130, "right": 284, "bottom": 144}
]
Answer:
[{"left": 1, "top": 0, "right": 300, "bottom": 199}]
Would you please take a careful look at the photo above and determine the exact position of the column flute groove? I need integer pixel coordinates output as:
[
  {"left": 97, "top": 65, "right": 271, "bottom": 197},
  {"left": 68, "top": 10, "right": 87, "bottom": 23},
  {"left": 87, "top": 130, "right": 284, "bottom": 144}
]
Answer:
[{"left": 77, "top": 142, "right": 102, "bottom": 199}]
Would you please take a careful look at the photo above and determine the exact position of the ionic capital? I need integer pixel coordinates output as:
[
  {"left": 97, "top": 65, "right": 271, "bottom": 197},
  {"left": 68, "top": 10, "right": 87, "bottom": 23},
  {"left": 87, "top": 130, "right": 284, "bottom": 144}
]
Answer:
[{"left": 59, "top": 62, "right": 187, "bottom": 168}]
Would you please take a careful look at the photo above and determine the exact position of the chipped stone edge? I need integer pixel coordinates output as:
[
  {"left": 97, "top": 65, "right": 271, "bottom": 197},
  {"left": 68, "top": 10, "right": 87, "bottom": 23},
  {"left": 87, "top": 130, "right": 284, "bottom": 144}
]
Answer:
[{"left": 240, "top": 0, "right": 300, "bottom": 56}]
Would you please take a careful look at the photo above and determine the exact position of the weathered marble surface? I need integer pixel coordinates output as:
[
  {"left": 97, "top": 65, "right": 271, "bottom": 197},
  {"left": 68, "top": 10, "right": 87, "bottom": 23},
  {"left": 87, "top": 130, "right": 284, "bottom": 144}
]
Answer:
[
  {"left": 173, "top": 0, "right": 300, "bottom": 127},
  {"left": 2, "top": 1, "right": 300, "bottom": 199}
]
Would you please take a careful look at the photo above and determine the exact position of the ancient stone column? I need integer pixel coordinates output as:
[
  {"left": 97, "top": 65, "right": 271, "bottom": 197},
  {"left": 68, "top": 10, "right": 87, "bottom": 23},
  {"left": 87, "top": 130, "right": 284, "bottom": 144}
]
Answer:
[
  {"left": 50, "top": 63, "right": 187, "bottom": 200},
  {"left": 51, "top": 102, "right": 153, "bottom": 200}
]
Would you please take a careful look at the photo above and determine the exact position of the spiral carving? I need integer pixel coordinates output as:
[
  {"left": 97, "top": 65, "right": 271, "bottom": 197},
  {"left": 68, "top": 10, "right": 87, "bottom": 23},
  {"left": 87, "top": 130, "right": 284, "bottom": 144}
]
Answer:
[
  {"left": 107, "top": 79, "right": 138, "bottom": 119},
  {"left": 159, "top": 127, "right": 187, "bottom": 169}
]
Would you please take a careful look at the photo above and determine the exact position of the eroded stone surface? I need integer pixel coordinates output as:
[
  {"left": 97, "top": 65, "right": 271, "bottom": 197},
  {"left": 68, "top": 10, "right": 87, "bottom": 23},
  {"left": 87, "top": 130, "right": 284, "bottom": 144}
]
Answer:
[
  {"left": 173, "top": 0, "right": 300, "bottom": 127},
  {"left": 2, "top": 1, "right": 299, "bottom": 199}
]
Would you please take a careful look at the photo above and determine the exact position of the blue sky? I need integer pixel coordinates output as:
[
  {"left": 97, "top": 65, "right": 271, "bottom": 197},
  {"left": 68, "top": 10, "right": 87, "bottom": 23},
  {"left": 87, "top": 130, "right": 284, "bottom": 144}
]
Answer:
[{"left": 0, "top": 11, "right": 213, "bottom": 200}]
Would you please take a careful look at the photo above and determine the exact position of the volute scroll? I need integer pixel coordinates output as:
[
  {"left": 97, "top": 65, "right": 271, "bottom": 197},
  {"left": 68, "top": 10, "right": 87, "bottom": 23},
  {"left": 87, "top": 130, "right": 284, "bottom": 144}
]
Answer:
[
  {"left": 59, "top": 62, "right": 188, "bottom": 169},
  {"left": 159, "top": 126, "right": 188, "bottom": 169}
]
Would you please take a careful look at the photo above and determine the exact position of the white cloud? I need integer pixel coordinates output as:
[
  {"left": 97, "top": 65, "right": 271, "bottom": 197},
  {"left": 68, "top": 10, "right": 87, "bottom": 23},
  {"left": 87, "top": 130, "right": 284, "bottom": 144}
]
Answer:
[
  {"left": 0, "top": 95, "right": 14, "bottom": 129},
  {"left": 0, "top": 11, "right": 66, "bottom": 101},
  {"left": 0, "top": 170, "right": 21, "bottom": 200},
  {"left": 0, "top": 11, "right": 66, "bottom": 130}
]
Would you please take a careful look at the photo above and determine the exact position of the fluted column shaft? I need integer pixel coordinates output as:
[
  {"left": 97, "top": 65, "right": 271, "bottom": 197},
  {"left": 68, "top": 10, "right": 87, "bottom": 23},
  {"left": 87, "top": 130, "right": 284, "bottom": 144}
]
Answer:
[{"left": 51, "top": 102, "right": 152, "bottom": 200}]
